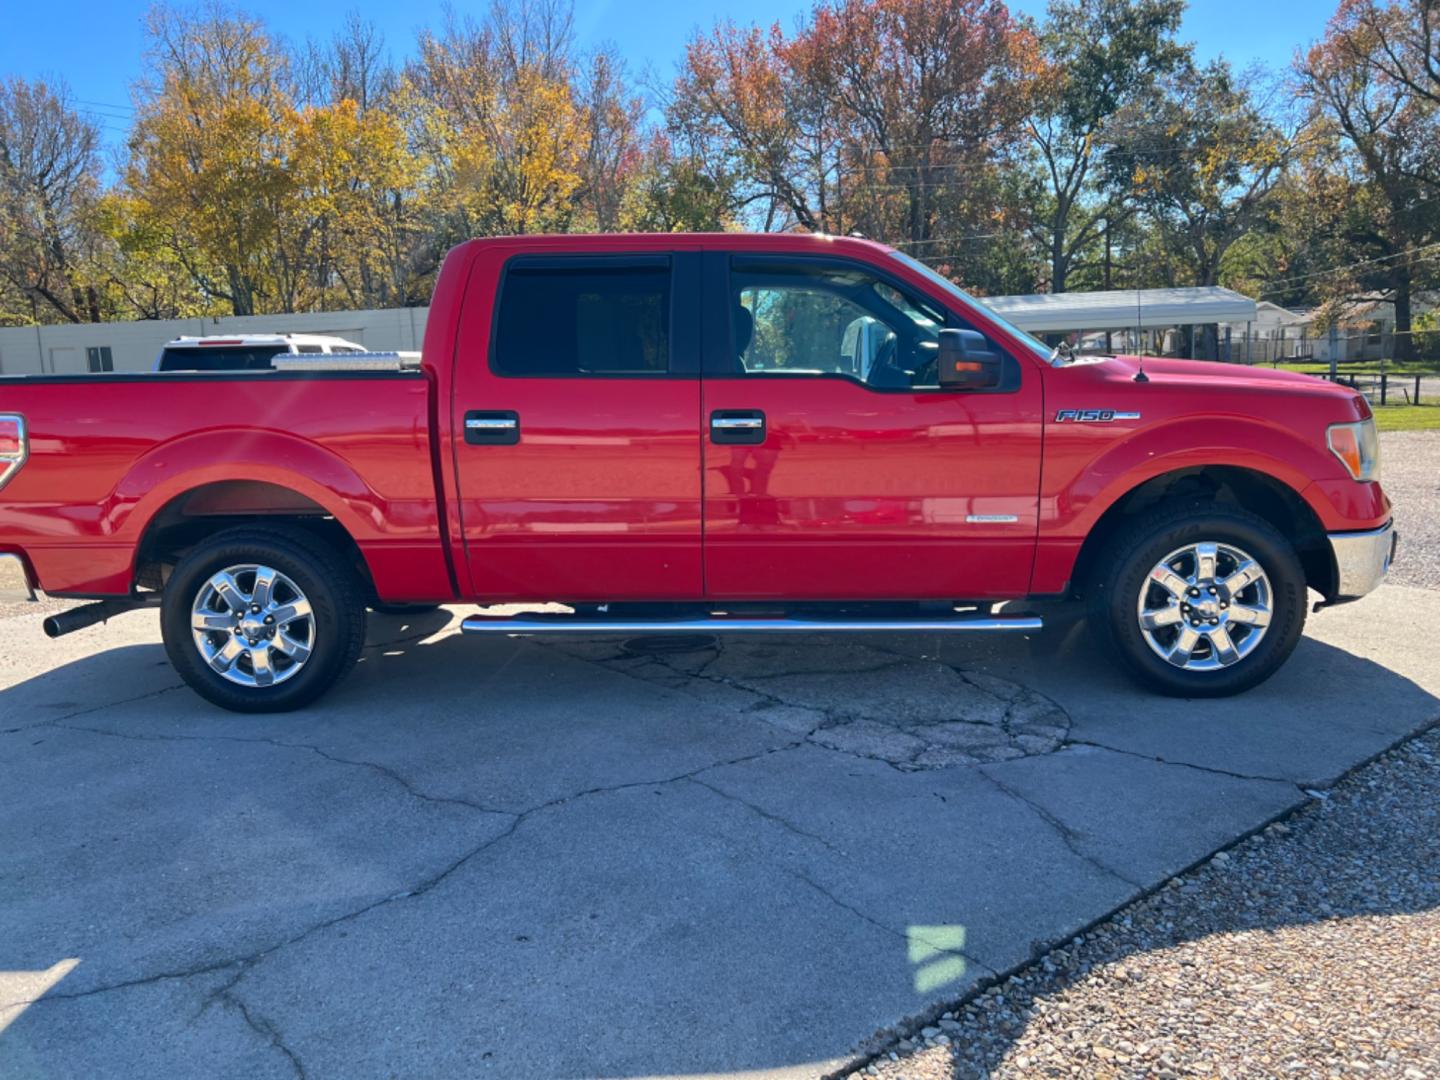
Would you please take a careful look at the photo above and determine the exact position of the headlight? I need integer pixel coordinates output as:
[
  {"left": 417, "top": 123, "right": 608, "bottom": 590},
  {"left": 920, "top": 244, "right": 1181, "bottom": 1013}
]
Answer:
[{"left": 1327, "top": 418, "right": 1380, "bottom": 481}]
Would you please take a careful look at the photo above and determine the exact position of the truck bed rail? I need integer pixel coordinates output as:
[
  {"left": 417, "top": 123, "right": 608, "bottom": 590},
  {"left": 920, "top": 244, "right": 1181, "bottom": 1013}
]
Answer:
[{"left": 271, "top": 352, "right": 421, "bottom": 373}]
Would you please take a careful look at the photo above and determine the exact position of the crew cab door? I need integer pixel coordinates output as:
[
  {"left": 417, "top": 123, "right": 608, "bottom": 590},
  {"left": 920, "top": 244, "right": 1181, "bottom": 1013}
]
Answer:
[
  {"left": 700, "top": 253, "right": 1043, "bottom": 601},
  {"left": 450, "top": 251, "right": 703, "bottom": 600}
]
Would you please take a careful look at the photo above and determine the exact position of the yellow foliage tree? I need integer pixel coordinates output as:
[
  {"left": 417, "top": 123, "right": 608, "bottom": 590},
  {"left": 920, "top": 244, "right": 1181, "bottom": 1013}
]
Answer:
[{"left": 124, "top": 5, "right": 294, "bottom": 314}]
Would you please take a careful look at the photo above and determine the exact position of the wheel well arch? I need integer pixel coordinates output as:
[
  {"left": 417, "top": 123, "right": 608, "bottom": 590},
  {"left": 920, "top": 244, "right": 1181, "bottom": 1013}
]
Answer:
[
  {"left": 1070, "top": 466, "right": 1335, "bottom": 598},
  {"left": 133, "top": 480, "right": 377, "bottom": 600}
]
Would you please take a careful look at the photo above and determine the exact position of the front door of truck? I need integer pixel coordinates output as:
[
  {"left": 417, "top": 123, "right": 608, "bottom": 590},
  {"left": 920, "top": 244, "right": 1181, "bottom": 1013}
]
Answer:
[
  {"left": 451, "top": 251, "right": 703, "bottom": 601},
  {"left": 700, "top": 253, "right": 1044, "bottom": 601}
]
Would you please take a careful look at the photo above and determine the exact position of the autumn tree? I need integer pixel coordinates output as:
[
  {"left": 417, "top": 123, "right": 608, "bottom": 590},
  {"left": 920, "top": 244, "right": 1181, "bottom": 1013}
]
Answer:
[
  {"left": 297, "top": 13, "right": 398, "bottom": 113},
  {"left": 123, "top": 3, "right": 298, "bottom": 315},
  {"left": 1102, "top": 61, "right": 1291, "bottom": 356},
  {"left": 0, "top": 77, "right": 106, "bottom": 324},
  {"left": 1026, "top": 0, "right": 1188, "bottom": 293},
  {"left": 89, "top": 191, "right": 210, "bottom": 320},
  {"left": 284, "top": 98, "right": 425, "bottom": 309},
  {"left": 1295, "top": 0, "right": 1440, "bottom": 359},
  {"left": 1333, "top": 0, "right": 1440, "bottom": 106},
  {"left": 572, "top": 48, "right": 645, "bottom": 230},
  {"left": 670, "top": 0, "right": 1039, "bottom": 266},
  {"left": 668, "top": 22, "right": 817, "bottom": 231},
  {"left": 619, "top": 133, "right": 738, "bottom": 231},
  {"left": 400, "top": 0, "right": 635, "bottom": 240}
]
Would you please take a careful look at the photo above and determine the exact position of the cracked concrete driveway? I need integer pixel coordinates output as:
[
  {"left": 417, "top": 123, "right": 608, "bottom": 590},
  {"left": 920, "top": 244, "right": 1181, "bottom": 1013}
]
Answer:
[{"left": 2, "top": 587, "right": 1437, "bottom": 1079}]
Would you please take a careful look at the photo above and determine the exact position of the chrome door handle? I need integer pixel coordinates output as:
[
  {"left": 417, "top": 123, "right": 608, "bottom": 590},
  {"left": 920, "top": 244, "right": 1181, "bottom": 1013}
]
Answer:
[
  {"left": 464, "top": 410, "right": 520, "bottom": 445},
  {"left": 710, "top": 410, "right": 766, "bottom": 445}
]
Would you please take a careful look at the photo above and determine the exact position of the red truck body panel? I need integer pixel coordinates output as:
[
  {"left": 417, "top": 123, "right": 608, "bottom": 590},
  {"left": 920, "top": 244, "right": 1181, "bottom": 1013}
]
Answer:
[
  {"left": 445, "top": 240, "right": 704, "bottom": 600},
  {"left": 699, "top": 375, "right": 1043, "bottom": 599},
  {"left": 1027, "top": 356, "right": 1385, "bottom": 593},
  {"left": 0, "top": 374, "right": 452, "bottom": 600},
  {"left": 0, "top": 232, "right": 1390, "bottom": 608}
]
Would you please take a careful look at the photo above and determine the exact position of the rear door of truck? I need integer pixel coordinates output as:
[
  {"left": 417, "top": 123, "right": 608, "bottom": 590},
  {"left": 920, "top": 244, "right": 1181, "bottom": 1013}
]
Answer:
[{"left": 449, "top": 248, "right": 704, "bottom": 601}]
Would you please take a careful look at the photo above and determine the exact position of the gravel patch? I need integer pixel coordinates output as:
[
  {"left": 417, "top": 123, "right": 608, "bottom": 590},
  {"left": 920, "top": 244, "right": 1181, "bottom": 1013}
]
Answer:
[
  {"left": 850, "top": 725, "right": 1440, "bottom": 1080},
  {"left": 1381, "top": 430, "right": 1440, "bottom": 592},
  {"left": 0, "top": 564, "right": 69, "bottom": 622},
  {"left": 0, "top": 597, "right": 71, "bottom": 621}
]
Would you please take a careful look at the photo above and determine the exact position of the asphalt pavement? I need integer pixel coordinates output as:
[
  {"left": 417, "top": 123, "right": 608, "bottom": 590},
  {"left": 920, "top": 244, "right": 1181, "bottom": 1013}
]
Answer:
[{"left": 2, "top": 572, "right": 1436, "bottom": 1078}]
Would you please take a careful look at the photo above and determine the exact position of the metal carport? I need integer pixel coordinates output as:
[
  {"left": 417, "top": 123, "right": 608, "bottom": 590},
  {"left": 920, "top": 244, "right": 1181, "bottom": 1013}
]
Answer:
[{"left": 984, "top": 286, "right": 1257, "bottom": 333}]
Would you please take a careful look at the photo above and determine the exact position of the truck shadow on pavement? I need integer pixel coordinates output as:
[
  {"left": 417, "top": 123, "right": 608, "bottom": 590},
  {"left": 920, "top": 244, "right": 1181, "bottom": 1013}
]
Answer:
[{"left": 1, "top": 605, "right": 1437, "bottom": 1079}]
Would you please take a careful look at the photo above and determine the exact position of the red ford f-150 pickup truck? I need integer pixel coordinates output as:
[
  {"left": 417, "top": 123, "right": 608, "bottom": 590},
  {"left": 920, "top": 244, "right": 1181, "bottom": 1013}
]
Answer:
[{"left": 0, "top": 234, "right": 1395, "bottom": 712}]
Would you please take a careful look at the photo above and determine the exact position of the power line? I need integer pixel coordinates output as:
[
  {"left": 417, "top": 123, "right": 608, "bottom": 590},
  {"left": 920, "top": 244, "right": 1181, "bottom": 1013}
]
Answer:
[
  {"left": 891, "top": 233, "right": 1008, "bottom": 245},
  {"left": 1255, "top": 241, "right": 1440, "bottom": 298},
  {"left": 77, "top": 106, "right": 134, "bottom": 121},
  {"left": 73, "top": 98, "right": 135, "bottom": 114}
]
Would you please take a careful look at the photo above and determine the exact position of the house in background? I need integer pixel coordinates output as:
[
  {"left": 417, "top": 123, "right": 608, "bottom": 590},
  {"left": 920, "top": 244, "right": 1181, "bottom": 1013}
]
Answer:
[
  {"left": 1216, "top": 301, "right": 1314, "bottom": 364},
  {"left": 1306, "top": 292, "right": 1440, "bottom": 364}
]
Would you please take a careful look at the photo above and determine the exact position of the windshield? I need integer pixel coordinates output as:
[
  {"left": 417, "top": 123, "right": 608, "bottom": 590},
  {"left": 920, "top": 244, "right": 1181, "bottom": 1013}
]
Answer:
[{"left": 888, "top": 251, "right": 1052, "bottom": 362}]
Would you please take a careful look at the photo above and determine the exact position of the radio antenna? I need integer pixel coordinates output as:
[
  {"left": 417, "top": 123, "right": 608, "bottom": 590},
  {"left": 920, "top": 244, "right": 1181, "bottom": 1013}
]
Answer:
[{"left": 1133, "top": 283, "right": 1149, "bottom": 382}]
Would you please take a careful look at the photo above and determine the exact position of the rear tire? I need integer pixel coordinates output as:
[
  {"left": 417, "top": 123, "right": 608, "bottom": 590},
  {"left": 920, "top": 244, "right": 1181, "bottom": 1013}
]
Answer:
[
  {"left": 1087, "top": 502, "right": 1307, "bottom": 697},
  {"left": 161, "top": 526, "right": 366, "bottom": 713}
]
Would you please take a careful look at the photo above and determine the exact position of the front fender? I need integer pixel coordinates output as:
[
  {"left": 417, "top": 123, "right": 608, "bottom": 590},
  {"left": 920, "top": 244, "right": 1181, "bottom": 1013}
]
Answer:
[
  {"left": 1053, "top": 415, "right": 1341, "bottom": 540},
  {"left": 1030, "top": 414, "right": 1355, "bottom": 596}
]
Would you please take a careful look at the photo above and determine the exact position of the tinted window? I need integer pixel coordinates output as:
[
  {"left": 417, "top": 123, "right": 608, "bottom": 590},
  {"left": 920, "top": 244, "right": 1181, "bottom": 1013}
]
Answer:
[
  {"left": 728, "top": 260, "right": 951, "bottom": 389},
  {"left": 158, "top": 346, "right": 289, "bottom": 372},
  {"left": 494, "top": 263, "right": 670, "bottom": 376}
]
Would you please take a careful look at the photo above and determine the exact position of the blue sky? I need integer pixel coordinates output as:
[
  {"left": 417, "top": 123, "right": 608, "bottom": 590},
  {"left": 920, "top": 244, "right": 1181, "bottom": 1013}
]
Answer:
[{"left": 3, "top": 0, "right": 1334, "bottom": 156}]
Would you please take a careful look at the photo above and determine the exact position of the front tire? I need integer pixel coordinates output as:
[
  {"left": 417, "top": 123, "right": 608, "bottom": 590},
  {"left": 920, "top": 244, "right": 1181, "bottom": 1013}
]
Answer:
[
  {"left": 1087, "top": 503, "right": 1307, "bottom": 697},
  {"left": 161, "top": 526, "right": 366, "bottom": 713}
]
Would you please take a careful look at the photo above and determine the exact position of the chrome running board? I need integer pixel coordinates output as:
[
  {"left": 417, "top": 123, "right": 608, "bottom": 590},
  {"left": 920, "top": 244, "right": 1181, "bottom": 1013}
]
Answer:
[{"left": 461, "top": 612, "right": 1043, "bottom": 636}]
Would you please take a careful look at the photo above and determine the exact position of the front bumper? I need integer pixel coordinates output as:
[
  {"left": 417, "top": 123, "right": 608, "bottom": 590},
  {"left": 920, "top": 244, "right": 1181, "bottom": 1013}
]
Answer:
[
  {"left": 1327, "top": 520, "right": 1397, "bottom": 602},
  {"left": 0, "top": 552, "right": 37, "bottom": 603}
]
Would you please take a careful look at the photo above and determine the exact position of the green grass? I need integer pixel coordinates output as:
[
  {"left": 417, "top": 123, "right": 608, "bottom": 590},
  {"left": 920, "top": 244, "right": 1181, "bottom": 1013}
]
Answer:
[
  {"left": 1275, "top": 359, "right": 1440, "bottom": 378},
  {"left": 1372, "top": 403, "right": 1440, "bottom": 432}
]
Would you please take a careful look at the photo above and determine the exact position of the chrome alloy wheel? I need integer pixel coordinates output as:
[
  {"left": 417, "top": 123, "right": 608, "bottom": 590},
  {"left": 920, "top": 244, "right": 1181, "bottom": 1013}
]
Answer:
[
  {"left": 1136, "top": 541, "right": 1272, "bottom": 671},
  {"left": 190, "top": 564, "right": 316, "bottom": 687}
]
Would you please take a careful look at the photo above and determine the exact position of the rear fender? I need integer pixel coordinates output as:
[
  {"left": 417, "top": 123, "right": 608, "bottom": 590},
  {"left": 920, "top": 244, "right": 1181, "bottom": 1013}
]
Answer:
[{"left": 112, "top": 430, "right": 383, "bottom": 585}]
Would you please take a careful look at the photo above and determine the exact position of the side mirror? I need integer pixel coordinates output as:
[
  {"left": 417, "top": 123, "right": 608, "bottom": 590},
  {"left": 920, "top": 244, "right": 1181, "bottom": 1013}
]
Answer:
[{"left": 937, "top": 329, "right": 1003, "bottom": 390}]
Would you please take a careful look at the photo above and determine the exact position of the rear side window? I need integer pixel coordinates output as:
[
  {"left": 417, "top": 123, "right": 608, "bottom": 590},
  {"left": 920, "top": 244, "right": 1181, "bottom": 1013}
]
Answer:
[
  {"left": 493, "top": 261, "right": 670, "bottom": 376},
  {"left": 158, "top": 346, "right": 289, "bottom": 372}
]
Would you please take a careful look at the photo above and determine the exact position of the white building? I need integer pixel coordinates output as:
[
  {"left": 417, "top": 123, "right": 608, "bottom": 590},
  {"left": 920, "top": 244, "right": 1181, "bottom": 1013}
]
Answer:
[
  {"left": 0, "top": 306, "right": 429, "bottom": 374},
  {"left": 1215, "top": 301, "right": 1314, "bottom": 364}
]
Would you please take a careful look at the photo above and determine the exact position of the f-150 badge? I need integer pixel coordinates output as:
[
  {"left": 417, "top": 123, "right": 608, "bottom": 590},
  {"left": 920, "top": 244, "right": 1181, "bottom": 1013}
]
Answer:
[{"left": 1054, "top": 409, "right": 1141, "bottom": 422}]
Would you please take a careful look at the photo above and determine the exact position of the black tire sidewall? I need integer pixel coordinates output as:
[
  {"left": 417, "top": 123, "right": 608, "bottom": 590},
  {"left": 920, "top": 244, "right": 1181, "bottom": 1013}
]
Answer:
[
  {"left": 1095, "top": 506, "right": 1307, "bottom": 697},
  {"left": 161, "top": 530, "right": 364, "bottom": 712}
]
